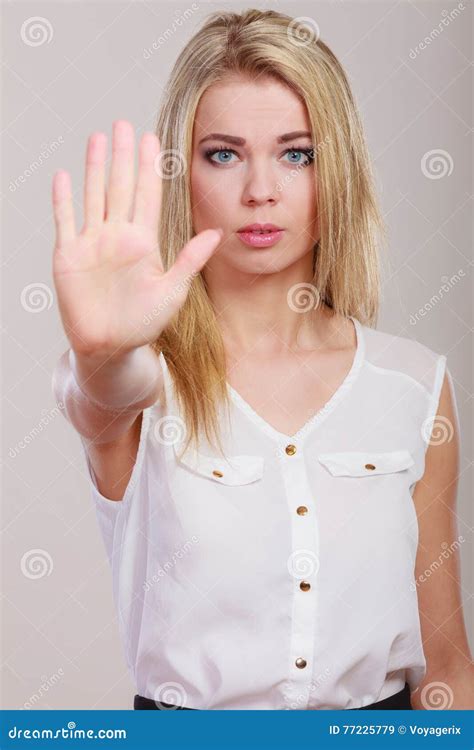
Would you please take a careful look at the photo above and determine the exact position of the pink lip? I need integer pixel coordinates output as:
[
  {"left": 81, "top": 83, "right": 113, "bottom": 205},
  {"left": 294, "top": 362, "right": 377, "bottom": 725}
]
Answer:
[
  {"left": 237, "top": 223, "right": 283, "bottom": 232},
  {"left": 236, "top": 229, "right": 285, "bottom": 248}
]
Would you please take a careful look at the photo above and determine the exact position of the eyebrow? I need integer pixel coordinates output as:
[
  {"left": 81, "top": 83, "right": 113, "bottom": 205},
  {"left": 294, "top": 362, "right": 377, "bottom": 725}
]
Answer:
[{"left": 198, "top": 130, "right": 312, "bottom": 146}]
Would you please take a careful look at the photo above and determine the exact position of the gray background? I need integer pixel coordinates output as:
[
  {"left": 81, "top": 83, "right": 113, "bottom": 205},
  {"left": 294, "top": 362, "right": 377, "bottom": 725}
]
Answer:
[{"left": 2, "top": 0, "right": 472, "bottom": 709}]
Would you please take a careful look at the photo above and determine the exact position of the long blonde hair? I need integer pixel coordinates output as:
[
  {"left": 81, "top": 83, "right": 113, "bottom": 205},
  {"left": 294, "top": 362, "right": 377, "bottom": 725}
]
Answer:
[{"left": 153, "top": 8, "right": 385, "bottom": 457}]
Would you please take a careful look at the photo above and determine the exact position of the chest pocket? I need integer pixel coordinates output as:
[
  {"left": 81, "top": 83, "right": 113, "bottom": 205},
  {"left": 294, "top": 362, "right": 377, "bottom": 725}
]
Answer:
[
  {"left": 173, "top": 444, "right": 265, "bottom": 486},
  {"left": 317, "top": 449, "right": 414, "bottom": 477}
]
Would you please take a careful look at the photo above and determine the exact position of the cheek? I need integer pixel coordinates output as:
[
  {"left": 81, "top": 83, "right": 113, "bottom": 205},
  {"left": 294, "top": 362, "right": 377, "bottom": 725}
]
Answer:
[
  {"left": 287, "top": 174, "right": 318, "bottom": 228},
  {"left": 190, "top": 167, "right": 205, "bottom": 209},
  {"left": 291, "top": 171, "right": 316, "bottom": 206},
  {"left": 191, "top": 167, "right": 234, "bottom": 222}
]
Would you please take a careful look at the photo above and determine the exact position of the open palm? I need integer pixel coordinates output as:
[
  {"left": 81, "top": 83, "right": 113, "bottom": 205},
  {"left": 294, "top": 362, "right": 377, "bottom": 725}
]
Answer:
[{"left": 52, "top": 120, "right": 222, "bottom": 359}]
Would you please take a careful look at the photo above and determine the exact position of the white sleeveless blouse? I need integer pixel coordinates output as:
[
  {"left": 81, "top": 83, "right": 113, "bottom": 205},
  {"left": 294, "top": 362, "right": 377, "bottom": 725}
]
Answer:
[{"left": 81, "top": 316, "right": 450, "bottom": 709}]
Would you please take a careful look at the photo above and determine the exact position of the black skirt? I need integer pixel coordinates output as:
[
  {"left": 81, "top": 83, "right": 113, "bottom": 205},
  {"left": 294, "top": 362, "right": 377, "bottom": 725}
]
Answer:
[{"left": 134, "top": 681, "right": 412, "bottom": 710}]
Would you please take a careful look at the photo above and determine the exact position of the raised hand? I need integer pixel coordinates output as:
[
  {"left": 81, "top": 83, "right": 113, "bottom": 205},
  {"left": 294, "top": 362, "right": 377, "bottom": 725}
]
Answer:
[{"left": 52, "top": 120, "right": 222, "bottom": 359}]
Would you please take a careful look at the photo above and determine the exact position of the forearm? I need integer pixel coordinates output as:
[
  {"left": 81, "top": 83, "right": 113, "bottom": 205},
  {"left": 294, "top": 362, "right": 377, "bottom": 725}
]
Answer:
[
  {"left": 69, "top": 344, "right": 162, "bottom": 409},
  {"left": 52, "top": 345, "right": 162, "bottom": 443}
]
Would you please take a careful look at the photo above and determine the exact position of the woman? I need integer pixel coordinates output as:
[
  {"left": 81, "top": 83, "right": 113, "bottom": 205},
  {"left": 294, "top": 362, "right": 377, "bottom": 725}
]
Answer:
[{"left": 51, "top": 9, "right": 472, "bottom": 710}]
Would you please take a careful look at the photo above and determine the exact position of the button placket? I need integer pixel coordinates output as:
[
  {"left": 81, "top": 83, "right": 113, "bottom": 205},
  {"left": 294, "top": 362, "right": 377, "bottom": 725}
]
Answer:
[{"left": 279, "top": 440, "right": 319, "bottom": 708}]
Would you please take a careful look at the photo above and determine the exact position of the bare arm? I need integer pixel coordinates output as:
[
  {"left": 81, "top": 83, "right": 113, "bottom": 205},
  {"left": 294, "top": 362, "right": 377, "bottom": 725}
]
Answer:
[
  {"left": 52, "top": 344, "right": 164, "bottom": 501},
  {"left": 51, "top": 120, "right": 222, "bottom": 501},
  {"left": 52, "top": 344, "right": 163, "bottom": 444},
  {"left": 411, "top": 370, "right": 473, "bottom": 709}
]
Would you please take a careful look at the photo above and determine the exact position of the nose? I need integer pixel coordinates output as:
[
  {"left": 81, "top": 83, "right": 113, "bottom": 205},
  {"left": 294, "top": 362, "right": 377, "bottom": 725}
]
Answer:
[{"left": 241, "top": 158, "right": 280, "bottom": 206}]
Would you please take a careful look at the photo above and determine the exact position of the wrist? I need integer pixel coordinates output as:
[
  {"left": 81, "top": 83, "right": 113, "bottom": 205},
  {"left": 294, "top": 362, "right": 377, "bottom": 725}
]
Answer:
[{"left": 69, "top": 345, "right": 161, "bottom": 411}]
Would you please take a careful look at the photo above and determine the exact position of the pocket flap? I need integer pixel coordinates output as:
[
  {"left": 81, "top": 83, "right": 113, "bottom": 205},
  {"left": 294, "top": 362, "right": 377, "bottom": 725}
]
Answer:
[
  {"left": 318, "top": 449, "right": 414, "bottom": 477},
  {"left": 174, "top": 444, "right": 265, "bottom": 485}
]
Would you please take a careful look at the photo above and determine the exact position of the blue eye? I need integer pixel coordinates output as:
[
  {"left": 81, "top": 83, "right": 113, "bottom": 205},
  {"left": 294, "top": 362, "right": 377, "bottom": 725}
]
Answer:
[
  {"left": 204, "top": 148, "right": 238, "bottom": 165},
  {"left": 283, "top": 148, "right": 314, "bottom": 167},
  {"left": 203, "top": 146, "right": 315, "bottom": 167}
]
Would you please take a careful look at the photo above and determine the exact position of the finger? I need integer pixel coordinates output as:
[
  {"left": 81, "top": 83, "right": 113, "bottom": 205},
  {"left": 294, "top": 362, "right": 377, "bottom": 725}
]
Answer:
[
  {"left": 132, "top": 132, "right": 161, "bottom": 230},
  {"left": 105, "top": 120, "right": 135, "bottom": 222},
  {"left": 164, "top": 228, "right": 223, "bottom": 290},
  {"left": 84, "top": 132, "right": 107, "bottom": 230},
  {"left": 52, "top": 170, "right": 77, "bottom": 246}
]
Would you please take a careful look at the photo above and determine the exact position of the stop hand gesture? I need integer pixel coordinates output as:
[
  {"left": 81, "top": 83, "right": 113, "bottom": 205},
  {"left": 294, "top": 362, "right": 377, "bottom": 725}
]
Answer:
[{"left": 52, "top": 120, "right": 222, "bottom": 360}]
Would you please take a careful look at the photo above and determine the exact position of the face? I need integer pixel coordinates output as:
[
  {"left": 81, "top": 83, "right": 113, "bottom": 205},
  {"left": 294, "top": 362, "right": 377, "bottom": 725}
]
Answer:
[{"left": 190, "top": 75, "right": 319, "bottom": 277}]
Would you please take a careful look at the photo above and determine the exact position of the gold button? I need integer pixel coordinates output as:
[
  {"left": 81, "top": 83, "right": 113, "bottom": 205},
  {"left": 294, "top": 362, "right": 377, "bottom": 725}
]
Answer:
[
  {"left": 296, "top": 505, "right": 308, "bottom": 516},
  {"left": 295, "top": 657, "right": 307, "bottom": 669},
  {"left": 212, "top": 470, "right": 224, "bottom": 477},
  {"left": 364, "top": 463, "right": 376, "bottom": 471},
  {"left": 285, "top": 444, "right": 297, "bottom": 455},
  {"left": 300, "top": 581, "right": 311, "bottom": 592}
]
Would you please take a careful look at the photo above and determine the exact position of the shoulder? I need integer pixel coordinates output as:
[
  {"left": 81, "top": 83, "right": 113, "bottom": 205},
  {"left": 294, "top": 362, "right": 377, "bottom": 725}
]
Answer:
[{"left": 358, "top": 320, "right": 447, "bottom": 399}]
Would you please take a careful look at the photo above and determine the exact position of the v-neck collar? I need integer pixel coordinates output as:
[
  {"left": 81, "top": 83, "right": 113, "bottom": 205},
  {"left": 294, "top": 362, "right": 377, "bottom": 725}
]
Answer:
[{"left": 226, "top": 315, "right": 365, "bottom": 444}]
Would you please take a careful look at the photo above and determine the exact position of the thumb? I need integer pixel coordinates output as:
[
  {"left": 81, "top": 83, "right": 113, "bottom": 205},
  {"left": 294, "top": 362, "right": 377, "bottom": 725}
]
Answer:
[{"left": 164, "top": 227, "right": 223, "bottom": 290}]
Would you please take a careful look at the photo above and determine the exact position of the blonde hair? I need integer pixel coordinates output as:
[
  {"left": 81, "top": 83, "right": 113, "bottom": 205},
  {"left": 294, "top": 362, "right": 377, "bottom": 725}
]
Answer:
[{"left": 153, "top": 8, "right": 385, "bottom": 457}]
